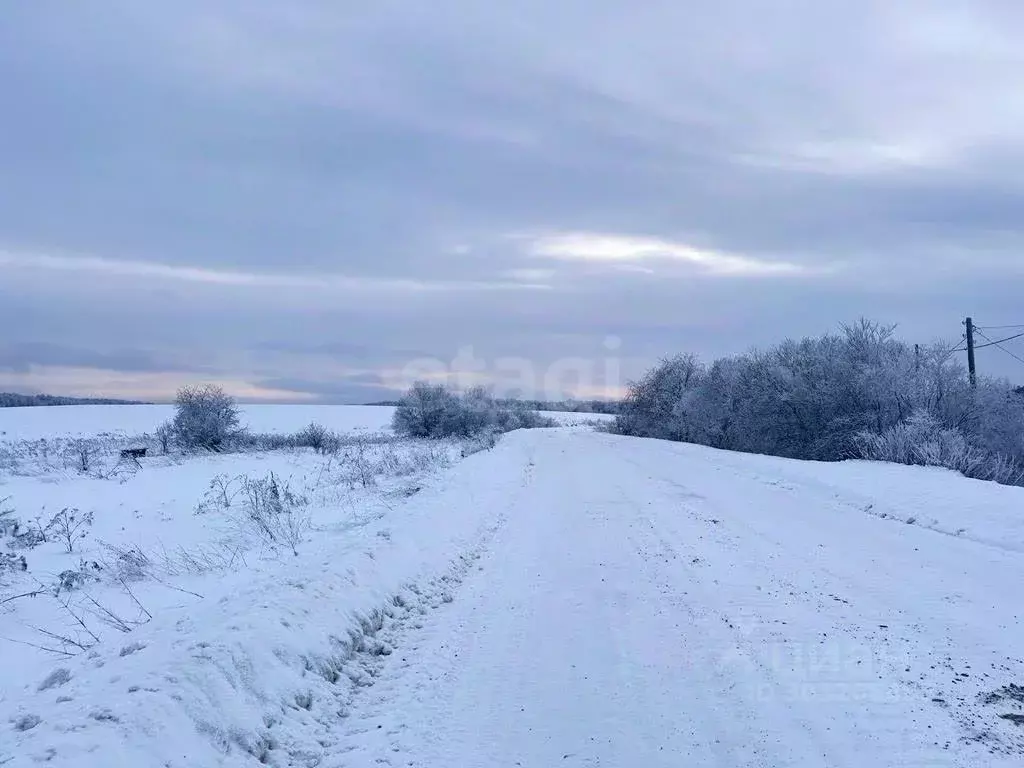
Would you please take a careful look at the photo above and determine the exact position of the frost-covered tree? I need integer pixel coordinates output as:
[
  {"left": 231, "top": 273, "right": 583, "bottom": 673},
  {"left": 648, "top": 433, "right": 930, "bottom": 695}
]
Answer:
[
  {"left": 392, "top": 382, "right": 464, "bottom": 438},
  {"left": 171, "top": 385, "right": 242, "bottom": 451},
  {"left": 616, "top": 354, "right": 704, "bottom": 441},
  {"left": 392, "top": 382, "right": 555, "bottom": 438},
  {"left": 612, "top": 319, "right": 1024, "bottom": 485}
]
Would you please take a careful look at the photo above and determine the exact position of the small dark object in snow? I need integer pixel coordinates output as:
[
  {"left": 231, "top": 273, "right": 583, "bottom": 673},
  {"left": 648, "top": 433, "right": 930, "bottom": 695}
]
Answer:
[
  {"left": 38, "top": 668, "right": 71, "bottom": 692},
  {"left": 14, "top": 714, "right": 41, "bottom": 731},
  {"left": 120, "top": 447, "right": 147, "bottom": 459}
]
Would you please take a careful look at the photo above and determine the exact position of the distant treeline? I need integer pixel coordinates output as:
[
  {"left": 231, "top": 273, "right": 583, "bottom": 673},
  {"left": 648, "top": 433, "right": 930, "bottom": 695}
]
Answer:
[
  {"left": 367, "top": 397, "right": 621, "bottom": 414},
  {"left": 0, "top": 393, "right": 149, "bottom": 407}
]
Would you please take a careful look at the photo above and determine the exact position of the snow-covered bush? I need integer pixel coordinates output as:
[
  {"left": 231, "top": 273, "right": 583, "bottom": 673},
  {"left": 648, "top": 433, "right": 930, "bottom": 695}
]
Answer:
[
  {"left": 0, "top": 435, "right": 119, "bottom": 477},
  {"left": 194, "top": 473, "right": 244, "bottom": 515},
  {"left": 230, "top": 426, "right": 357, "bottom": 455},
  {"left": 614, "top": 319, "right": 1024, "bottom": 485},
  {"left": 0, "top": 552, "right": 27, "bottom": 578},
  {"left": 332, "top": 440, "right": 450, "bottom": 489},
  {"left": 155, "top": 421, "right": 173, "bottom": 454},
  {"left": 1, "top": 501, "right": 46, "bottom": 555},
  {"left": 461, "top": 430, "right": 500, "bottom": 457},
  {"left": 855, "top": 411, "right": 1023, "bottom": 485},
  {"left": 239, "top": 472, "right": 310, "bottom": 556},
  {"left": 45, "top": 508, "right": 94, "bottom": 553},
  {"left": 965, "top": 381, "right": 1024, "bottom": 470},
  {"left": 0, "top": 497, "right": 17, "bottom": 538},
  {"left": 392, "top": 382, "right": 555, "bottom": 438},
  {"left": 491, "top": 403, "right": 558, "bottom": 432},
  {"left": 100, "top": 542, "right": 155, "bottom": 582},
  {"left": 171, "top": 384, "right": 243, "bottom": 451},
  {"left": 392, "top": 383, "right": 474, "bottom": 438},
  {"left": 55, "top": 560, "right": 103, "bottom": 593},
  {"left": 615, "top": 354, "right": 704, "bottom": 442},
  {"left": 66, "top": 439, "right": 94, "bottom": 473},
  {"left": 230, "top": 431, "right": 295, "bottom": 452},
  {"left": 294, "top": 422, "right": 341, "bottom": 455}
]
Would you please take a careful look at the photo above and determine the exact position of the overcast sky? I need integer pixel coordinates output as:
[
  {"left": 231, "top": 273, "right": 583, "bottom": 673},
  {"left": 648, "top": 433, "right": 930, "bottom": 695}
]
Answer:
[{"left": 3, "top": 1, "right": 1024, "bottom": 403}]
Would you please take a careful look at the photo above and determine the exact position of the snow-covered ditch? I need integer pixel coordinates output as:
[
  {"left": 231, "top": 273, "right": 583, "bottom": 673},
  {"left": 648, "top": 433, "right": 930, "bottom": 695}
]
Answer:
[{"left": 0, "top": 419, "right": 521, "bottom": 767}]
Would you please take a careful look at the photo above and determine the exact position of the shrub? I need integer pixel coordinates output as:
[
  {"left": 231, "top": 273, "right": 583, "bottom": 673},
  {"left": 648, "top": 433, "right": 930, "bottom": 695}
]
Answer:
[
  {"left": 331, "top": 440, "right": 451, "bottom": 488},
  {"left": 99, "top": 542, "right": 154, "bottom": 582},
  {"left": 239, "top": 472, "right": 310, "bottom": 556},
  {"left": 0, "top": 497, "right": 18, "bottom": 538},
  {"left": 492, "top": 404, "right": 558, "bottom": 432},
  {"left": 155, "top": 422, "right": 173, "bottom": 454},
  {"left": 3, "top": 505, "right": 46, "bottom": 549},
  {"left": 855, "top": 411, "right": 1023, "bottom": 485},
  {"left": 229, "top": 431, "right": 295, "bottom": 452},
  {"left": 1, "top": 552, "right": 27, "bottom": 577},
  {"left": 613, "top": 319, "right": 1024, "bottom": 486},
  {"left": 45, "top": 508, "right": 94, "bottom": 553},
  {"left": 171, "top": 385, "right": 243, "bottom": 451},
  {"left": 392, "top": 383, "right": 465, "bottom": 438},
  {"left": 66, "top": 440, "right": 94, "bottom": 473},
  {"left": 615, "top": 354, "right": 703, "bottom": 442},
  {"left": 55, "top": 560, "right": 103, "bottom": 593},
  {"left": 194, "top": 473, "right": 243, "bottom": 514},
  {"left": 392, "top": 382, "right": 555, "bottom": 439},
  {"left": 461, "top": 431, "right": 500, "bottom": 457},
  {"left": 294, "top": 422, "right": 340, "bottom": 455}
]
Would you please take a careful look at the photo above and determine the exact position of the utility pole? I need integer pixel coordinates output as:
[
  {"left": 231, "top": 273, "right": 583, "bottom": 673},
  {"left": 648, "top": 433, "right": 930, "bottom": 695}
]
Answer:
[
  {"left": 965, "top": 317, "right": 977, "bottom": 388},
  {"left": 915, "top": 343, "right": 920, "bottom": 372}
]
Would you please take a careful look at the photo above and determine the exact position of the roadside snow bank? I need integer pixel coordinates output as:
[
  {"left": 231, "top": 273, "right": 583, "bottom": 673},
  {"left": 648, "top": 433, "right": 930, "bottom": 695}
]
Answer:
[{"left": 634, "top": 438, "right": 1024, "bottom": 553}]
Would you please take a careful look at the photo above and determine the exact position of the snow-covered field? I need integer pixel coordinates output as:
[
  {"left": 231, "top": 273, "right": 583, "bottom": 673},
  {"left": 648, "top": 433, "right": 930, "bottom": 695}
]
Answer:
[
  {"left": 0, "top": 403, "right": 611, "bottom": 441},
  {"left": 2, "top": 416, "right": 1023, "bottom": 767}
]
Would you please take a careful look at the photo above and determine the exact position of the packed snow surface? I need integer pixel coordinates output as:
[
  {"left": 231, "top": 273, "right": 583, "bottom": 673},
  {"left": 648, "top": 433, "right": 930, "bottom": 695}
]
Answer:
[{"left": 2, "top": 427, "right": 1023, "bottom": 767}]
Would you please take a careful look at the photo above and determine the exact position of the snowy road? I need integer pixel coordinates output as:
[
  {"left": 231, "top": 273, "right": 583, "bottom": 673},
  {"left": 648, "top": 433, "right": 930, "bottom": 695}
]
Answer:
[{"left": 333, "top": 431, "right": 1024, "bottom": 767}]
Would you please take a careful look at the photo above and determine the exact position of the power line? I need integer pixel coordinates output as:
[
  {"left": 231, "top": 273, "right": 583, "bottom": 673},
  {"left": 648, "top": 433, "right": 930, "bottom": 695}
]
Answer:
[
  {"left": 977, "top": 323, "right": 1024, "bottom": 331},
  {"left": 938, "top": 337, "right": 967, "bottom": 363},
  {"left": 938, "top": 346, "right": 966, "bottom": 365},
  {"left": 974, "top": 330, "right": 1024, "bottom": 350},
  {"left": 974, "top": 329, "right": 1024, "bottom": 368}
]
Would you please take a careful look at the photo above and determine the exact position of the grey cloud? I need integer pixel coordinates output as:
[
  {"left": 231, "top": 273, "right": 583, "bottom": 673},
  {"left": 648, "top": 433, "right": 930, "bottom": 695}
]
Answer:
[
  {"left": 254, "top": 375, "right": 398, "bottom": 405},
  {"left": 0, "top": 343, "right": 166, "bottom": 375},
  {"left": 3, "top": 1, "right": 1024, "bottom": 396}
]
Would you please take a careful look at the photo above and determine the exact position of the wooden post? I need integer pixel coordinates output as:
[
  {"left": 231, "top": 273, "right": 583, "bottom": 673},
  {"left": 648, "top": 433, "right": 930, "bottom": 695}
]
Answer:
[{"left": 965, "top": 317, "right": 977, "bottom": 388}]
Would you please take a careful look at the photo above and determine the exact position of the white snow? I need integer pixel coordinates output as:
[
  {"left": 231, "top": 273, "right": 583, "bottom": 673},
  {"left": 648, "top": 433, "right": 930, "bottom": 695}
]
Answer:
[
  {"left": 0, "top": 404, "right": 611, "bottom": 442},
  {"left": 2, "top": 423, "right": 1023, "bottom": 767}
]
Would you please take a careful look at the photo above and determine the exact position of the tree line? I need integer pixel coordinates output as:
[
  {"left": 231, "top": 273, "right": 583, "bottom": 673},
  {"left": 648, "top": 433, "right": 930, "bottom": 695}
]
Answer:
[
  {"left": 612, "top": 320, "right": 1024, "bottom": 486},
  {"left": 0, "top": 393, "right": 148, "bottom": 408}
]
